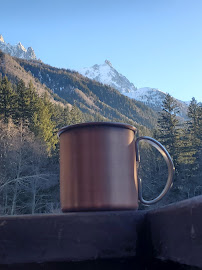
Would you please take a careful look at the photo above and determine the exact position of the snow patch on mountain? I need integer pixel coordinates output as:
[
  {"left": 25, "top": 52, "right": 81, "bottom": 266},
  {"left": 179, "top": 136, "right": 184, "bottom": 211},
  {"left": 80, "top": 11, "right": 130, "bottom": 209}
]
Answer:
[
  {"left": 78, "top": 60, "right": 189, "bottom": 119},
  {"left": 0, "top": 35, "right": 37, "bottom": 60},
  {"left": 125, "top": 87, "right": 165, "bottom": 106},
  {"left": 125, "top": 87, "right": 188, "bottom": 118},
  {"left": 79, "top": 59, "right": 137, "bottom": 94}
]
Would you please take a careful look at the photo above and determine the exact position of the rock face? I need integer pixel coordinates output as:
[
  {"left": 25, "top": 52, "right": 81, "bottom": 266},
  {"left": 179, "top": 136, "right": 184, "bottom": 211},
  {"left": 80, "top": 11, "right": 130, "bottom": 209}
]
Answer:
[
  {"left": 0, "top": 35, "right": 37, "bottom": 60},
  {"left": 78, "top": 60, "right": 188, "bottom": 119},
  {"left": 79, "top": 59, "right": 137, "bottom": 94},
  {"left": 124, "top": 87, "right": 188, "bottom": 119}
]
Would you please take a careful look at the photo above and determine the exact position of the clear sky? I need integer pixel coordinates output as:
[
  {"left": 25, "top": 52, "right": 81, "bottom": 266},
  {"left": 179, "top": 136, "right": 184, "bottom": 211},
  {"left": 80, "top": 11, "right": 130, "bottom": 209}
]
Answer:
[{"left": 0, "top": 0, "right": 202, "bottom": 102}]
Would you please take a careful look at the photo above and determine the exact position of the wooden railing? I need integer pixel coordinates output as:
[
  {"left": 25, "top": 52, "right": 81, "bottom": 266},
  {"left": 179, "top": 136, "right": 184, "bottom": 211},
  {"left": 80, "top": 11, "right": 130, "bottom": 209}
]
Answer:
[{"left": 0, "top": 196, "right": 202, "bottom": 269}]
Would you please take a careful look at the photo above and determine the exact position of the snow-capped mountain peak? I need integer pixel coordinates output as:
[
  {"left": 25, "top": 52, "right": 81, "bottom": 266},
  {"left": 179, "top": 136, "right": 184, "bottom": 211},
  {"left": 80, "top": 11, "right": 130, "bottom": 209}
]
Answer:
[
  {"left": 78, "top": 61, "right": 188, "bottom": 119},
  {"left": 16, "top": 42, "right": 26, "bottom": 52},
  {"left": 79, "top": 60, "right": 137, "bottom": 94},
  {"left": 0, "top": 35, "right": 37, "bottom": 60}
]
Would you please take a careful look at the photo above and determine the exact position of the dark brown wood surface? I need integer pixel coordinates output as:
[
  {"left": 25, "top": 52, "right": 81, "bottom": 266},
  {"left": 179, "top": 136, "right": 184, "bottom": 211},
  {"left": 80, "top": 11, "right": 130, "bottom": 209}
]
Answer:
[
  {"left": 147, "top": 195, "right": 202, "bottom": 268},
  {"left": 0, "top": 195, "right": 202, "bottom": 268},
  {"left": 0, "top": 210, "right": 145, "bottom": 265}
]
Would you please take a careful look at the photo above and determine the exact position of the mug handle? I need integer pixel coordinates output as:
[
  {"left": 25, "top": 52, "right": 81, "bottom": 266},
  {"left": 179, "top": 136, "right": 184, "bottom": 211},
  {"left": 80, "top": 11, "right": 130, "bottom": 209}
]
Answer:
[{"left": 135, "top": 136, "right": 175, "bottom": 205}]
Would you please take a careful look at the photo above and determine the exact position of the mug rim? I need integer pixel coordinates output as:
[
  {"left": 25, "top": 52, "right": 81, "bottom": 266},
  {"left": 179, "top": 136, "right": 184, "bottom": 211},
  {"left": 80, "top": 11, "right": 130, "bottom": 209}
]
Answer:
[{"left": 58, "top": 122, "right": 137, "bottom": 137}]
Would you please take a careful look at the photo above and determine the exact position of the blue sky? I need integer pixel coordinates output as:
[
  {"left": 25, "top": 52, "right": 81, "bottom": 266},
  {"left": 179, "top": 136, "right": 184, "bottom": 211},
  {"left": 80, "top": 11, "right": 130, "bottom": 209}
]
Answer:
[{"left": 1, "top": 0, "right": 202, "bottom": 102}]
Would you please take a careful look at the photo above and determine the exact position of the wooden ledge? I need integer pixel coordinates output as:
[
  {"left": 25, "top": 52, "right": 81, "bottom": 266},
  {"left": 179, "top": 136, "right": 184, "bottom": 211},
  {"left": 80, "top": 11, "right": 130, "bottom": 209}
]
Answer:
[
  {"left": 0, "top": 195, "right": 202, "bottom": 268},
  {"left": 147, "top": 195, "right": 202, "bottom": 268},
  {"left": 0, "top": 210, "right": 146, "bottom": 265}
]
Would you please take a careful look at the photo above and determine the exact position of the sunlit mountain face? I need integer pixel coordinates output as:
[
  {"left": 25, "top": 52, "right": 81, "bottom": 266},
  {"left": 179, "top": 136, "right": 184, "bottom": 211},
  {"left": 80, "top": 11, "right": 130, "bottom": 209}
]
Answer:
[
  {"left": 0, "top": 34, "right": 36, "bottom": 60},
  {"left": 78, "top": 60, "right": 189, "bottom": 120}
]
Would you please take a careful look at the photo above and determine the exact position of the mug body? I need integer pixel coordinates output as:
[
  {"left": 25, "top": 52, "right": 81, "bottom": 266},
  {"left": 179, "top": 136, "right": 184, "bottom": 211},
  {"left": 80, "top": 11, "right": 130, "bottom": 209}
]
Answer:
[{"left": 59, "top": 122, "right": 138, "bottom": 212}]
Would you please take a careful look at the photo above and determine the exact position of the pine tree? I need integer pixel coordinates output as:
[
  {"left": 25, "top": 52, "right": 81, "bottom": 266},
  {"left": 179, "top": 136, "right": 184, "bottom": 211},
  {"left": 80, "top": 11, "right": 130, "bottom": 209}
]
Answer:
[
  {"left": 60, "top": 106, "right": 71, "bottom": 127},
  {"left": 69, "top": 105, "right": 83, "bottom": 125},
  {"left": 26, "top": 80, "right": 40, "bottom": 120},
  {"left": 186, "top": 98, "right": 202, "bottom": 173},
  {"left": 0, "top": 76, "right": 16, "bottom": 123},
  {"left": 31, "top": 96, "right": 57, "bottom": 155},
  {"left": 157, "top": 94, "right": 180, "bottom": 170},
  {"left": 15, "top": 80, "right": 31, "bottom": 124},
  {"left": 188, "top": 98, "right": 201, "bottom": 143}
]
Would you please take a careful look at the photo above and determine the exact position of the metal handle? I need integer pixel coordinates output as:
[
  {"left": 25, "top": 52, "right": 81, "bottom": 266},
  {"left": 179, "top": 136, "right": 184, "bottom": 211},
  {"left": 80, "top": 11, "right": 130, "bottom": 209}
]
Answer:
[{"left": 135, "top": 136, "right": 174, "bottom": 205}]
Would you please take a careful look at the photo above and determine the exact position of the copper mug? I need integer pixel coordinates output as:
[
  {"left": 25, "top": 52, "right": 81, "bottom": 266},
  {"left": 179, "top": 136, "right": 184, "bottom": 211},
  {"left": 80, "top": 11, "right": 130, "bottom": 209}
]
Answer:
[{"left": 58, "top": 122, "right": 174, "bottom": 212}]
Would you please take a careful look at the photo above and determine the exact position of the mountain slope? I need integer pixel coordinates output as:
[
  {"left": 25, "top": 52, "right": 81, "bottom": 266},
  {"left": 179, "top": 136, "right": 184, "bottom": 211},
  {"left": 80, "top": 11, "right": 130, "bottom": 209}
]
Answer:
[
  {"left": 16, "top": 58, "right": 158, "bottom": 129},
  {"left": 0, "top": 51, "right": 66, "bottom": 107},
  {"left": 79, "top": 60, "right": 188, "bottom": 119},
  {"left": 79, "top": 60, "right": 137, "bottom": 94},
  {"left": 125, "top": 87, "right": 188, "bottom": 119},
  {"left": 0, "top": 35, "right": 36, "bottom": 60}
]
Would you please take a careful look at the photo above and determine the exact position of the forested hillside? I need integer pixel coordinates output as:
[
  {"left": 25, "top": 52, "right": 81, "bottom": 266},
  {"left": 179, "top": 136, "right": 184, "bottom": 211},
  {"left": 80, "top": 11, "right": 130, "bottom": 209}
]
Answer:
[
  {"left": 0, "top": 51, "right": 67, "bottom": 107},
  {"left": 0, "top": 57, "right": 201, "bottom": 214},
  {"left": 0, "top": 76, "right": 153, "bottom": 215},
  {"left": 139, "top": 94, "right": 202, "bottom": 208},
  {"left": 16, "top": 58, "right": 158, "bottom": 129},
  {"left": 0, "top": 76, "right": 85, "bottom": 214}
]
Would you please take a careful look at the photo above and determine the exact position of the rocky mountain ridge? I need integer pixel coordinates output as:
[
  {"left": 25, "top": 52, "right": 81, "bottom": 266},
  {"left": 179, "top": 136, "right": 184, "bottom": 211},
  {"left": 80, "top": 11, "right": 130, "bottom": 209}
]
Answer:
[
  {"left": 0, "top": 51, "right": 66, "bottom": 107},
  {"left": 0, "top": 36, "right": 189, "bottom": 119},
  {"left": 78, "top": 60, "right": 188, "bottom": 119},
  {"left": 0, "top": 35, "right": 37, "bottom": 60},
  {"left": 79, "top": 60, "right": 137, "bottom": 94},
  {"left": 16, "top": 57, "right": 157, "bottom": 130}
]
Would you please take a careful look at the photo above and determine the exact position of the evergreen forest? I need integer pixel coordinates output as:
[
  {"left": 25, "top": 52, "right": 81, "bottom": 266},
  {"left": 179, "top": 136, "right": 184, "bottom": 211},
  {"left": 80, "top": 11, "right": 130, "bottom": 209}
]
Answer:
[{"left": 0, "top": 76, "right": 201, "bottom": 214}]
